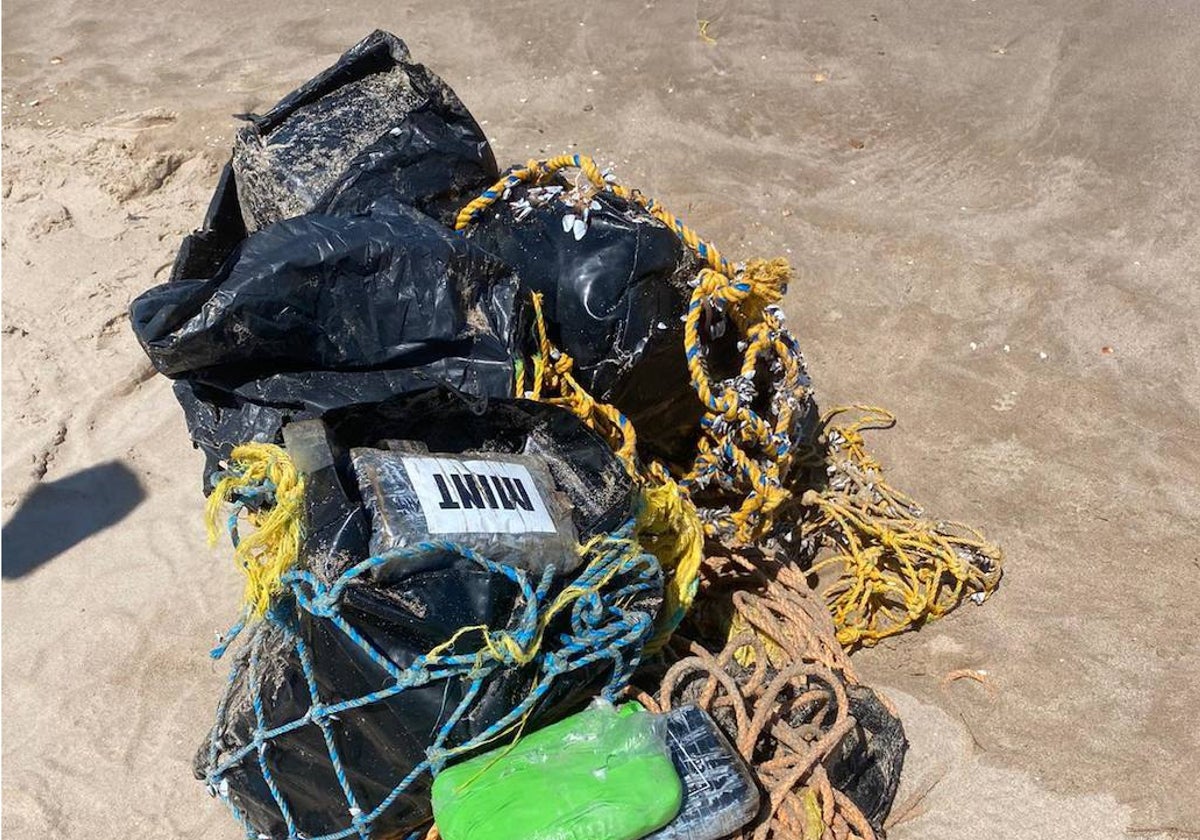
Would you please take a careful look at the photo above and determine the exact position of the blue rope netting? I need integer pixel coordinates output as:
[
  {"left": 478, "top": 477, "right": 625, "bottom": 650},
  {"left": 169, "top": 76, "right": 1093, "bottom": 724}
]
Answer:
[{"left": 202, "top": 519, "right": 662, "bottom": 840}]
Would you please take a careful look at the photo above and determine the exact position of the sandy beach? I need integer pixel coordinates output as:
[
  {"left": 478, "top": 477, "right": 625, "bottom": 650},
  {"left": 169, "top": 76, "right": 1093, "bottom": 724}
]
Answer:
[{"left": 3, "top": 2, "right": 1199, "bottom": 838}]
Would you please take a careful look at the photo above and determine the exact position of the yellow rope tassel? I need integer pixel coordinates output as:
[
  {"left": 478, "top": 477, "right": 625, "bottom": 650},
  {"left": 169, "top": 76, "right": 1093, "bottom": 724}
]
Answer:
[
  {"left": 800, "top": 786, "right": 826, "bottom": 840},
  {"left": 205, "top": 443, "right": 305, "bottom": 618},
  {"left": 727, "top": 608, "right": 785, "bottom": 668},
  {"left": 638, "top": 474, "right": 705, "bottom": 652},
  {"left": 807, "top": 406, "right": 1004, "bottom": 647}
]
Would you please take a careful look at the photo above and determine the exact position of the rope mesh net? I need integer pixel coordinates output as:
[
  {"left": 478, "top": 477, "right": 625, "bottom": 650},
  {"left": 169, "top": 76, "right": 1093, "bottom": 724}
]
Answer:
[{"left": 201, "top": 455, "right": 662, "bottom": 840}]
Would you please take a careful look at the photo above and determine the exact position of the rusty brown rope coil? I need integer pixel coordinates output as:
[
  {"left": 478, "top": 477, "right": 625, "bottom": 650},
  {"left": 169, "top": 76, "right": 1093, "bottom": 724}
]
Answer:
[{"left": 633, "top": 561, "right": 882, "bottom": 840}]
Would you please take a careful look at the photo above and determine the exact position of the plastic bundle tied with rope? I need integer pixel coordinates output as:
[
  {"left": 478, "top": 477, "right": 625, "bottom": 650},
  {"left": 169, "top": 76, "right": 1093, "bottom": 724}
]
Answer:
[
  {"left": 129, "top": 30, "right": 1005, "bottom": 840},
  {"left": 446, "top": 153, "right": 1003, "bottom": 839},
  {"left": 194, "top": 397, "right": 666, "bottom": 840},
  {"left": 456, "top": 152, "right": 1004, "bottom": 654}
]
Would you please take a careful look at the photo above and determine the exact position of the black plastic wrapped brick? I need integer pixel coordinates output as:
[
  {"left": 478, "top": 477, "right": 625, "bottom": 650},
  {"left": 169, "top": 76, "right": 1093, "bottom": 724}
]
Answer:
[
  {"left": 464, "top": 181, "right": 747, "bottom": 467},
  {"left": 233, "top": 29, "right": 497, "bottom": 232},
  {"left": 164, "top": 30, "right": 497, "bottom": 295},
  {"left": 288, "top": 389, "right": 636, "bottom": 575},
  {"left": 196, "top": 392, "right": 662, "bottom": 840},
  {"left": 826, "top": 685, "right": 908, "bottom": 834},
  {"left": 647, "top": 705, "right": 761, "bottom": 840}
]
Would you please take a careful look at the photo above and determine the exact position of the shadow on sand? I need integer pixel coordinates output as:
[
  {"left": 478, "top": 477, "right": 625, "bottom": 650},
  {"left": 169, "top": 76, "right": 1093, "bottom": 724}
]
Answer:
[{"left": 2, "top": 461, "right": 145, "bottom": 579}]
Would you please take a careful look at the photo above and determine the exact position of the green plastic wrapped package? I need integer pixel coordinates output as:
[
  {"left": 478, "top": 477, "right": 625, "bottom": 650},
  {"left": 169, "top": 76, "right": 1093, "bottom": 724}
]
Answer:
[{"left": 431, "top": 702, "right": 683, "bottom": 840}]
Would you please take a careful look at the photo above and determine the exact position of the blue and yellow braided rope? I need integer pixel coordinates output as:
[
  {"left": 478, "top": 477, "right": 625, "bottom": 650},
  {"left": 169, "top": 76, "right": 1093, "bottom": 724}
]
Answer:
[
  {"left": 457, "top": 152, "right": 1004, "bottom": 649},
  {"left": 460, "top": 154, "right": 801, "bottom": 547}
]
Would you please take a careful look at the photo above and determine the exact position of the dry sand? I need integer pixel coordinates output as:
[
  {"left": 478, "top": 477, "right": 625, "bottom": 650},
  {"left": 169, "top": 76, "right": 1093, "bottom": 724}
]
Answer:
[{"left": 3, "top": 2, "right": 1198, "bottom": 839}]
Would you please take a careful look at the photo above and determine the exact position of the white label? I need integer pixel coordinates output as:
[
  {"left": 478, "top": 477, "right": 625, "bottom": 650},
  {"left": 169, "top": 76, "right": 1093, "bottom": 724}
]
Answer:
[{"left": 401, "top": 456, "right": 557, "bottom": 535}]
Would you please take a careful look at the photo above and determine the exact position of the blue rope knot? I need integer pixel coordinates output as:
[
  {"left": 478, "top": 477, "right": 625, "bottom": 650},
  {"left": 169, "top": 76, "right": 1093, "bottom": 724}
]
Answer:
[{"left": 572, "top": 590, "right": 605, "bottom": 630}]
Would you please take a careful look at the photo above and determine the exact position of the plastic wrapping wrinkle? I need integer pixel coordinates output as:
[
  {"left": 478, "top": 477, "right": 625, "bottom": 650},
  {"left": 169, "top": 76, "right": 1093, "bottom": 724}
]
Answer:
[
  {"left": 135, "top": 204, "right": 516, "bottom": 375},
  {"left": 431, "top": 701, "right": 683, "bottom": 840},
  {"left": 233, "top": 30, "right": 497, "bottom": 231},
  {"left": 130, "top": 203, "right": 524, "bottom": 492},
  {"left": 824, "top": 685, "right": 908, "bottom": 834}
]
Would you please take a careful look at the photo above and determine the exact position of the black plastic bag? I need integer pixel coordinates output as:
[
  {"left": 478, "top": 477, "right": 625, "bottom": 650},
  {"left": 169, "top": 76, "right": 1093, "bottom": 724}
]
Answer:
[
  {"left": 233, "top": 29, "right": 496, "bottom": 232},
  {"left": 826, "top": 685, "right": 908, "bottom": 834},
  {"left": 164, "top": 31, "right": 496, "bottom": 295},
  {"left": 130, "top": 30, "right": 505, "bottom": 492},
  {"left": 197, "top": 393, "right": 663, "bottom": 840},
  {"left": 131, "top": 201, "right": 524, "bottom": 491},
  {"left": 464, "top": 180, "right": 746, "bottom": 466}
]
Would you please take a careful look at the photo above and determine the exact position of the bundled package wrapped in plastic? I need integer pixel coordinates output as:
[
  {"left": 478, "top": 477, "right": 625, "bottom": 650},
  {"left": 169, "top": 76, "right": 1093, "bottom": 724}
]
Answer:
[
  {"left": 161, "top": 30, "right": 497, "bottom": 303},
  {"left": 431, "top": 701, "right": 683, "bottom": 840},
  {"left": 288, "top": 389, "right": 632, "bottom": 568},
  {"left": 463, "top": 178, "right": 745, "bottom": 466},
  {"left": 126, "top": 25, "right": 929, "bottom": 840},
  {"left": 646, "top": 705, "right": 761, "bottom": 840},
  {"left": 351, "top": 448, "right": 581, "bottom": 575},
  {"left": 197, "top": 391, "right": 663, "bottom": 840}
]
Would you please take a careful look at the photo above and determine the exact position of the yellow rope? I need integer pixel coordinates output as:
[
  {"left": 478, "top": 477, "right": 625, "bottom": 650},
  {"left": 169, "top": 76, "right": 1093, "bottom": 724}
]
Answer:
[
  {"left": 637, "top": 474, "right": 705, "bottom": 652},
  {"left": 205, "top": 443, "right": 305, "bottom": 618},
  {"left": 805, "top": 406, "right": 1004, "bottom": 647},
  {"left": 681, "top": 261, "right": 804, "bottom": 544},
  {"left": 523, "top": 292, "right": 638, "bottom": 473},
  {"left": 801, "top": 786, "right": 826, "bottom": 840}
]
